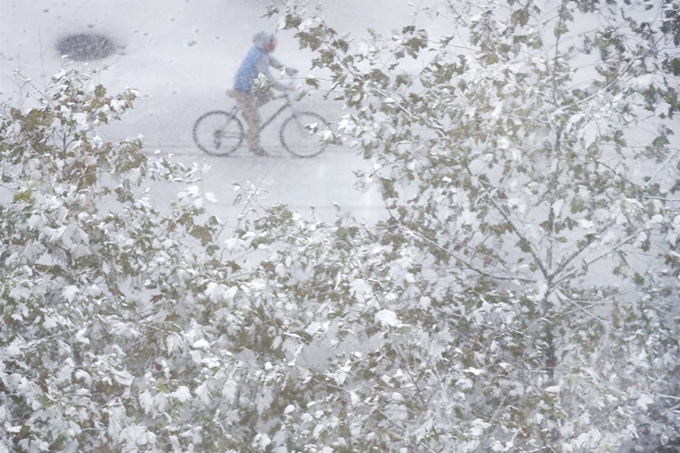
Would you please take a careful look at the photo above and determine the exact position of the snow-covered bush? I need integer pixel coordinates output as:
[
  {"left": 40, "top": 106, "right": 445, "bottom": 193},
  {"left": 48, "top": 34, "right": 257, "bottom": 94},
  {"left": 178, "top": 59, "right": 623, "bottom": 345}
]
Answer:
[
  {"left": 0, "top": 69, "right": 315, "bottom": 452},
  {"left": 0, "top": 68, "right": 220, "bottom": 452}
]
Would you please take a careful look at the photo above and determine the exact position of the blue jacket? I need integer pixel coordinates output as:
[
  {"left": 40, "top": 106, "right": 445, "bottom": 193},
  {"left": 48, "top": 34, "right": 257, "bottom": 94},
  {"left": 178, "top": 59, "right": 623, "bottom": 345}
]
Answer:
[{"left": 233, "top": 32, "right": 285, "bottom": 93}]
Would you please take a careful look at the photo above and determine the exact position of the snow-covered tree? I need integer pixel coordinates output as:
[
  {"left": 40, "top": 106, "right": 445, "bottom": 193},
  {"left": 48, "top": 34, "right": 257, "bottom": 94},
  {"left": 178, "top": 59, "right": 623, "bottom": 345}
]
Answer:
[
  {"left": 255, "top": 0, "right": 680, "bottom": 451},
  {"left": 3, "top": 0, "right": 680, "bottom": 450}
]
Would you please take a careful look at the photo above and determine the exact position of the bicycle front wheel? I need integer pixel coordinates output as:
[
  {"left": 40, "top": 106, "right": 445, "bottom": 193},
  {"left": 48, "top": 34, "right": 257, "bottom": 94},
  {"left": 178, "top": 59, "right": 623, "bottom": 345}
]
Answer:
[
  {"left": 280, "top": 112, "right": 331, "bottom": 158},
  {"left": 193, "top": 111, "right": 244, "bottom": 156}
]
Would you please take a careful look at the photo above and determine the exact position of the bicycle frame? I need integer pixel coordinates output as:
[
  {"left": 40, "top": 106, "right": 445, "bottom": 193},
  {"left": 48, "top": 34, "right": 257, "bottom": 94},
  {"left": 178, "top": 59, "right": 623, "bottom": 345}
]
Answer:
[
  {"left": 194, "top": 92, "right": 330, "bottom": 157},
  {"left": 230, "top": 94, "right": 296, "bottom": 134}
]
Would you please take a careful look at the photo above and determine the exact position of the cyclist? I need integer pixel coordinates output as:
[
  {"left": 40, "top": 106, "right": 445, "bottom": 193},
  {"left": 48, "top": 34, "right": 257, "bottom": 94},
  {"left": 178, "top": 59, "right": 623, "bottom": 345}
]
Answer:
[{"left": 230, "top": 31, "right": 297, "bottom": 156}]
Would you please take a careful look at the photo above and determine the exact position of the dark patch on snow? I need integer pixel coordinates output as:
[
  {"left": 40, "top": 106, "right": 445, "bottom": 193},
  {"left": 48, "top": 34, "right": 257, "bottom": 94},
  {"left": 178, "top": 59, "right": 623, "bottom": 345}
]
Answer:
[{"left": 56, "top": 32, "right": 116, "bottom": 61}]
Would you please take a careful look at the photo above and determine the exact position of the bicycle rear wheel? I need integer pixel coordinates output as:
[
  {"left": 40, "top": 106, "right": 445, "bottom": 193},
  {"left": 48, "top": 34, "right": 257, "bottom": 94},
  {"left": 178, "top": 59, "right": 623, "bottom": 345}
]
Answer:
[
  {"left": 280, "top": 112, "right": 331, "bottom": 158},
  {"left": 193, "top": 111, "right": 244, "bottom": 156}
]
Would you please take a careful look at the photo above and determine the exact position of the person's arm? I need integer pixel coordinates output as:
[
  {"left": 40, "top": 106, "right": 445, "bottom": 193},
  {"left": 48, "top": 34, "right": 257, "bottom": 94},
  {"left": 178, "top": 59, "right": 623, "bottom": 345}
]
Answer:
[
  {"left": 271, "top": 56, "right": 298, "bottom": 76},
  {"left": 269, "top": 55, "right": 284, "bottom": 70},
  {"left": 255, "top": 57, "right": 287, "bottom": 91}
]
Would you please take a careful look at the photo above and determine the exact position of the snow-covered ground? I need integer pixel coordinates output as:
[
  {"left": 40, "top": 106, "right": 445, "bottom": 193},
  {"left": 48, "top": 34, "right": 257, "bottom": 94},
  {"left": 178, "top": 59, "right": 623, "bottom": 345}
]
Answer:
[{"left": 1, "top": 0, "right": 437, "bottom": 223}]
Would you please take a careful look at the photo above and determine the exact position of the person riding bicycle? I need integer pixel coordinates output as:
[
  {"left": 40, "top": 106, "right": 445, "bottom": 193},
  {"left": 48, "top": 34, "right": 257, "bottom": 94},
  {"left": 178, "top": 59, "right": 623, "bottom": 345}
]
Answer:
[{"left": 230, "top": 31, "right": 297, "bottom": 156}]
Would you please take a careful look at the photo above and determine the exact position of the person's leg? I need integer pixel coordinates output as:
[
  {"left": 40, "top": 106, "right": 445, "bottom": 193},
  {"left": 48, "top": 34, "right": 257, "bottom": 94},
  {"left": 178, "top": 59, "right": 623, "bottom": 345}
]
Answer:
[
  {"left": 233, "top": 91, "right": 265, "bottom": 154},
  {"left": 243, "top": 96, "right": 263, "bottom": 152}
]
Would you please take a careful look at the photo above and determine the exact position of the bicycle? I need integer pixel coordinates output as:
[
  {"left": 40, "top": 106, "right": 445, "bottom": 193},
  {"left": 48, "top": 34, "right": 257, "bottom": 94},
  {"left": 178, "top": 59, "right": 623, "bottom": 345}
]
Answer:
[{"left": 192, "top": 92, "right": 332, "bottom": 158}]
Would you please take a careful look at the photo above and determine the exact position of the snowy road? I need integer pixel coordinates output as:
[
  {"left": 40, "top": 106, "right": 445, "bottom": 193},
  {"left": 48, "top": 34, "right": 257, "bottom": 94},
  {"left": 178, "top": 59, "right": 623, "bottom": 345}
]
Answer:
[
  {"left": 0, "top": 0, "right": 393, "bottom": 223},
  {"left": 157, "top": 144, "right": 386, "bottom": 225}
]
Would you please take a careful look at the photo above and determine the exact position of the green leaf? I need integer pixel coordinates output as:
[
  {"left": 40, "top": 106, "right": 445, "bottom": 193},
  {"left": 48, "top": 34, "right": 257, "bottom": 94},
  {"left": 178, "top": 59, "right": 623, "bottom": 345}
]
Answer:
[
  {"left": 305, "top": 76, "right": 320, "bottom": 89},
  {"left": 511, "top": 8, "right": 530, "bottom": 27},
  {"left": 13, "top": 189, "right": 33, "bottom": 203}
]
